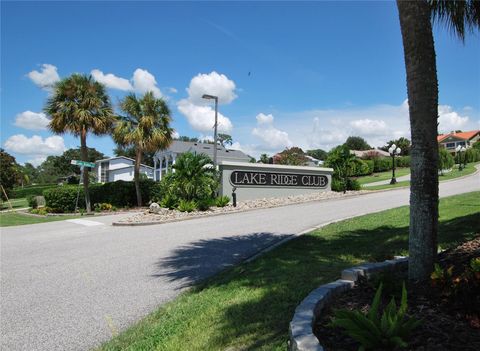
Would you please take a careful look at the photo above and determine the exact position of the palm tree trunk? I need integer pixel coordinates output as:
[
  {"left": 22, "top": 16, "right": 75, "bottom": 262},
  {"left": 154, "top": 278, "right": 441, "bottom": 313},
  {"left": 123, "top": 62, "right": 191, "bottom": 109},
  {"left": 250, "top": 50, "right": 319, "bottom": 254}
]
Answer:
[
  {"left": 134, "top": 148, "right": 143, "bottom": 207},
  {"left": 397, "top": 0, "right": 439, "bottom": 282},
  {"left": 80, "top": 129, "right": 92, "bottom": 213}
]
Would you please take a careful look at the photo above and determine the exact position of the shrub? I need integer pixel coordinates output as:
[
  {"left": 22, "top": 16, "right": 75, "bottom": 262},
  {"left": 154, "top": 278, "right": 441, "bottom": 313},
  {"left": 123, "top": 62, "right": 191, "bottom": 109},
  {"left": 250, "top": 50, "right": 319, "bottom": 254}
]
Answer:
[
  {"left": 43, "top": 186, "right": 82, "bottom": 213},
  {"left": 27, "top": 195, "right": 38, "bottom": 209},
  {"left": 396, "top": 156, "right": 411, "bottom": 168},
  {"left": 160, "top": 193, "right": 178, "bottom": 210},
  {"left": 177, "top": 199, "right": 196, "bottom": 212},
  {"left": 349, "top": 159, "right": 372, "bottom": 177},
  {"left": 30, "top": 207, "right": 48, "bottom": 216},
  {"left": 215, "top": 196, "right": 230, "bottom": 207},
  {"left": 94, "top": 203, "right": 114, "bottom": 212},
  {"left": 331, "top": 283, "right": 420, "bottom": 350},
  {"left": 331, "top": 177, "right": 360, "bottom": 192},
  {"left": 363, "top": 159, "right": 374, "bottom": 174},
  {"left": 465, "top": 148, "right": 480, "bottom": 163},
  {"left": 196, "top": 198, "right": 213, "bottom": 211},
  {"left": 438, "top": 147, "right": 454, "bottom": 174},
  {"left": 373, "top": 157, "right": 392, "bottom": 172},
  {"left": 347, "top": 178, "right": 361, "bottom": 191}
]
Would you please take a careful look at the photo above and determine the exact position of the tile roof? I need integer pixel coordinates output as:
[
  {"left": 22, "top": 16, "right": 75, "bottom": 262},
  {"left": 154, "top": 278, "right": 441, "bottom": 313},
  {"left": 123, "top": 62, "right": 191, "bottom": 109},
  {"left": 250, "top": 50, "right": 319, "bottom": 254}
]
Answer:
[{"left": 437, "top": 130, "right": 480, "bottom": 142}]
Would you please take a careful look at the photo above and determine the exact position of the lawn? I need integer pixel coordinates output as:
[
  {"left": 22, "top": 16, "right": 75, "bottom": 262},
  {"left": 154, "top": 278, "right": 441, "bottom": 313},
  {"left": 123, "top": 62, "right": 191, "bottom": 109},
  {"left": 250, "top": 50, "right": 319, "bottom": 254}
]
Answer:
[
  {"left": 12, "top": 184, "right": 57, "bottom": 198},
  {"left": 0, "top": 212, "right": 77, "bottom": 227},
  {"left": 0, "top": 197, "right": 28, "bottom": 210},
  {"left": 98, "top": 191, "right": 480, "bottom": 351},
  {"left": 356, "top": 167, "right": 410, "bottom": 185},
  {"left": 365, "top": 162, "right": 479, "bottom": 191}
]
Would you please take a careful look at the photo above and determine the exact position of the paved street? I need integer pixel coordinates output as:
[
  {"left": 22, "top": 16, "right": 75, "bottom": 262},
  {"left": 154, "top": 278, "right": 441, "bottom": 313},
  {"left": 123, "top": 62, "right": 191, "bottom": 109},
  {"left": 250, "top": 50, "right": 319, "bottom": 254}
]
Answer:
[{"left": 1, "top": 171, "right": 479, "bottom": 351}]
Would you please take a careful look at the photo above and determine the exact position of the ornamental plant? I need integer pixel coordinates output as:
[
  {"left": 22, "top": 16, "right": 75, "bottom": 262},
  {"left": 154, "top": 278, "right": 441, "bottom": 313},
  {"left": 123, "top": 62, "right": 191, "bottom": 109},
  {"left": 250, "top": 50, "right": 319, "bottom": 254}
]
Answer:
[{"left": 330, "top": 282, "right": 420, "bottom": 350}]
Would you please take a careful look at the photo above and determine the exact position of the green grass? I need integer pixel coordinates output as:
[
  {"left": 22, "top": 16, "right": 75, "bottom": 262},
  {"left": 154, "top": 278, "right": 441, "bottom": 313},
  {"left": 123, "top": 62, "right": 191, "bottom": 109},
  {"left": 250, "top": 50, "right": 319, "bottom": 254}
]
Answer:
[
  {"left": 0, "top": 197, "right": 28, "bottom": 210},
  {"left": 365, "top": 162, "right": 479, "bottom": 191},
  {"left": 356, "top": 167, "right": 410, "bottom": 185},
  {"left": 98, "top": 191, "right": 480, "bottom": 351},
  {"left": 0, "top": 212, "right": 78, "bottom": 227}
]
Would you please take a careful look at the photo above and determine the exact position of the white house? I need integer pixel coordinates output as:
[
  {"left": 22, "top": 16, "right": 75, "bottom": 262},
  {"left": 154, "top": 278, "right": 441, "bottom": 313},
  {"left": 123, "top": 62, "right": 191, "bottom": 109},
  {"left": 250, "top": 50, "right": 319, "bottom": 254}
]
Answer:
[
  {"left": 153, "top": 140, "right": 251, "bottom": 181},
  {"left": 95, "top": 156, "right": 153, "bottom": 183}
]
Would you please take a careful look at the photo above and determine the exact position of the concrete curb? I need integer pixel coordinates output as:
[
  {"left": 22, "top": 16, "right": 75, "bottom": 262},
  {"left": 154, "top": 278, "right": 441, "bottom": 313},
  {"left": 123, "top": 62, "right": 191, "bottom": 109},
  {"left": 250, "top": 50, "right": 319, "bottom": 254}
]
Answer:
[{"left": 288, "top": 256, "right": 408, "bottom": 351}]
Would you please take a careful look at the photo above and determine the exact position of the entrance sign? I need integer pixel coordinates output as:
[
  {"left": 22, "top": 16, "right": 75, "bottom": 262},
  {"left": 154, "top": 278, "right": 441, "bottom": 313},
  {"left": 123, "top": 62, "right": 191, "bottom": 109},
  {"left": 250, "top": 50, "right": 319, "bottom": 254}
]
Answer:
[
  {"left": 230, "top": 170, "right": 328, "bottom": 188},
  {"left": 71, "top": 160, "right": 96, "bottom": 168}
]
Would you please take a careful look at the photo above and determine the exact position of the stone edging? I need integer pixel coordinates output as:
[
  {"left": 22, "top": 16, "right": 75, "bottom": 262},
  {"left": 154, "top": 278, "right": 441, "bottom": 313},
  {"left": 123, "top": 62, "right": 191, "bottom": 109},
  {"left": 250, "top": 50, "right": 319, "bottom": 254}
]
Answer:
[{"left": 288, "top": 256, "right": 408, "bottom": 351}]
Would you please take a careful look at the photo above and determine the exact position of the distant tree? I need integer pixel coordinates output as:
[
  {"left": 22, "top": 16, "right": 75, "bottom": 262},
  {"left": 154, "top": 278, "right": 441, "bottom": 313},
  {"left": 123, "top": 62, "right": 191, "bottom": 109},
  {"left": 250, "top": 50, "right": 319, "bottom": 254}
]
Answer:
[
  {"left": 177, "top": 135, "right": 199, "bottom": 142},
  {"left": 306, "top": 149, "right": 328, "bottom": 161},
  {"left": 113, "top": 145, "right": 155, "bottom": 167},
  {"left": 248, "top": 156, "right": 256, "bottom": 163},
  {"left": 380, "top": 137, "right": 411, "bottom": 156},
  {"left": 22, "top": 163, "right": 39, "bottom": 184},
  {"left": 438, "top": 147, "right": 454, "bottom": 175},
  {"left": 0, "top": 149, "right": 18, "bottom": 198},
  {"left": 259, "top": 154, "right": 270, "bottom": 164},
  {"left": 274, "top": 147, "right": 308, "bottom": 166},
  {"left": 218, "top": 133, "right": 233, "bottom": 148},
  {"left": 344, "top": 136, "right": 371, "bottom": 151},
  {"left": 325, "top": 145, "right": 356, "bottom": 193},
  {"left": 61, "top": 148, "right": 107, "bottom": 174},
  {"left": 114, "top": 92, "right": 173, "bottom": 206},
  {"left": 45, "top": 74, "right": 115, "bottom": 212}
]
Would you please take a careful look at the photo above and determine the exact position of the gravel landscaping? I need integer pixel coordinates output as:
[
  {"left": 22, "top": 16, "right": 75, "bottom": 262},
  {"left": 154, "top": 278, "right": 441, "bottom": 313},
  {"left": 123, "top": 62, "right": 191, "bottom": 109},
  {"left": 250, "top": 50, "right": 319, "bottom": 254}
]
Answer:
[{"left": 115, "top": 190, "right": 368, "bottom": 225}]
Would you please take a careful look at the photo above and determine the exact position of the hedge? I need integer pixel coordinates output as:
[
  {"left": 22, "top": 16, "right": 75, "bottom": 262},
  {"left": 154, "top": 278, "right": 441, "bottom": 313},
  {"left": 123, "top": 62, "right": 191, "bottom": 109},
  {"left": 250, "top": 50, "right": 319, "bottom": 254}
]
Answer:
[
  {"left": 464, "top": 148, "right": 480, "bottom": 163},
  {"left": 372, "top": 156, "right": 409, "bottom": 172},
  {"left": 43, "top": 180, "right": 159, "bottom": 212}
]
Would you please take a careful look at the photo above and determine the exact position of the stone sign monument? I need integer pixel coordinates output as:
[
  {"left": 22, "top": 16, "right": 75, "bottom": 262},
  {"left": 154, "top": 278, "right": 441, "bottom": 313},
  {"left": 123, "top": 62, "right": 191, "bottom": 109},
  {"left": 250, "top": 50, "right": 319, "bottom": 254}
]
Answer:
[{"left": 219, "top": 161, "right": 333, "bottom": 201}]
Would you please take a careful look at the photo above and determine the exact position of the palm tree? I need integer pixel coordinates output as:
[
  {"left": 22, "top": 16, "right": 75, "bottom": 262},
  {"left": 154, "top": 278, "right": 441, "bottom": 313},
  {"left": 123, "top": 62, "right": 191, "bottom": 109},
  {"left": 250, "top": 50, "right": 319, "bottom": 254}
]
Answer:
[
  {"left": 114, "top": 92, "right": 173, "bottom": 207},
  {"left": 396, "top": 0, "right": 479, "bottom": 281},
  {"left": 45, "top": 74, "right": 115, "bottom": 213}
]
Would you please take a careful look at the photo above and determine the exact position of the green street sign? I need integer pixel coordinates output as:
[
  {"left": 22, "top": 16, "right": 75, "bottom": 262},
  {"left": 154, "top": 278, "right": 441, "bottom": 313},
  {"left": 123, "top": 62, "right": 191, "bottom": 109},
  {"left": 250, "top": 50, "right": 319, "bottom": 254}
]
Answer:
[{"left": 71, "top": 160, "right": 96, "bottom": 168}]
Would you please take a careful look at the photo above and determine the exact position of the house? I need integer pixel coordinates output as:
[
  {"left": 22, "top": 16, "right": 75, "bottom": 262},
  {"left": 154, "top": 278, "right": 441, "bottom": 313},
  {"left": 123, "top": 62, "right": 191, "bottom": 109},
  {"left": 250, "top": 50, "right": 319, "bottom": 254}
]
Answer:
[
  {"left": 350, "top": 149, "right": 390, "bottom": 158},
  {"left": 437, "top": 130, "right": 480, "bottom": 154},
  {"left": 153, "top": 140, "right": 251, "bottom": 181},
  {"left": 95, "top": 156, "right": 153, "bottom": 183}
]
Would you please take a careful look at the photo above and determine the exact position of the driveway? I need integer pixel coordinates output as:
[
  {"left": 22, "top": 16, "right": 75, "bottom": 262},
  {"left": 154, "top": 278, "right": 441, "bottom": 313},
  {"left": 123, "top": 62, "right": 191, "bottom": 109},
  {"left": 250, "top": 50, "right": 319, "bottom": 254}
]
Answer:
[{"left": 1, "top": 170, "right": 479, "bottom": 351}]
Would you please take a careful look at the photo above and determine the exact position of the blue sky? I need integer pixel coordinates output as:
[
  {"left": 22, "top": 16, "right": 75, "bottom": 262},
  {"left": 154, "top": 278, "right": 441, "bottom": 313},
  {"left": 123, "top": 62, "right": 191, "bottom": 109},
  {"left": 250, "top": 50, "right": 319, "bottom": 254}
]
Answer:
[{"left": 2, "top": 1, "right": 479, "bottom": 165}]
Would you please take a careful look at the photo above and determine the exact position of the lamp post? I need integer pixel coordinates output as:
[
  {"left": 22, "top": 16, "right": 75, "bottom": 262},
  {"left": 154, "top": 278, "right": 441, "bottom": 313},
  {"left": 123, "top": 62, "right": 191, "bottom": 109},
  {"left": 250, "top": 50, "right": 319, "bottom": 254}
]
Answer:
[
  {"left": 388, "top": 144, "right": 402, "bottom": 184},
  {"left": 456, "top": 145, "right": 466, "bottom": 171},
  {"left": 202, "top": 94, "right": 219, "bottom": 168}
]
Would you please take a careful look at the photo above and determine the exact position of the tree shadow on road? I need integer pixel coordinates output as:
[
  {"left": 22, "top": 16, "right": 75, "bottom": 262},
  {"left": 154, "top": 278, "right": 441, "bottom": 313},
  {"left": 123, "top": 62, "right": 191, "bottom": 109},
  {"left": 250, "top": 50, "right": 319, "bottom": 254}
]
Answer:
[{"left": 152, "top": 232, "right": 293, "bottom": 288}]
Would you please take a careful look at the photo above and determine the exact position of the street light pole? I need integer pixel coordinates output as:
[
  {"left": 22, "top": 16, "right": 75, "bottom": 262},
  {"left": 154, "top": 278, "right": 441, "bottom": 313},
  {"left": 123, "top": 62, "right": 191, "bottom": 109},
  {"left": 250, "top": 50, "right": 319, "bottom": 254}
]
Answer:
[
  {"left": 388, "top": 144, "right": 402, "bottom": 184},
  {"left": 202, "top": 94, "right": 219, "bottom": 168}
]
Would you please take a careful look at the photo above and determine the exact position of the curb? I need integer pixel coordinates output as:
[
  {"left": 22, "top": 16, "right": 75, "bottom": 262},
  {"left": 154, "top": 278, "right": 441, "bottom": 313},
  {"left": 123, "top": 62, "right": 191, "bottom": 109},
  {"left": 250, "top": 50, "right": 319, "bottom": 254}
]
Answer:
[{"left": 288, "top": 257, "right": 408, "bottom": 351}]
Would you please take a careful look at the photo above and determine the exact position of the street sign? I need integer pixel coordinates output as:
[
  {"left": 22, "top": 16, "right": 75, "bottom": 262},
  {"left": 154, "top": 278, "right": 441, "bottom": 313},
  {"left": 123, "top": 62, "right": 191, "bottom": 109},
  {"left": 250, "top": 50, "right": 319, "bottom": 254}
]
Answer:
[{"left": 70, "top": 160, "right": 96, "bottom": 168}]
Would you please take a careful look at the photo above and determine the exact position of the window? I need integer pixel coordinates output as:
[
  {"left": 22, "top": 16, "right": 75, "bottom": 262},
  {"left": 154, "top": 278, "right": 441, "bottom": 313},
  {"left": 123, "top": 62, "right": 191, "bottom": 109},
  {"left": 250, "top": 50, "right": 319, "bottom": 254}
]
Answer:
[
  {"left": 445, "top": 142, "right": 455, "bottom": 149},
  {"left": 100, "top": 162, "right": 109, "bottom": 182},
  {"left": 457, "top": 141, "right": 465, "bottom": 146}
]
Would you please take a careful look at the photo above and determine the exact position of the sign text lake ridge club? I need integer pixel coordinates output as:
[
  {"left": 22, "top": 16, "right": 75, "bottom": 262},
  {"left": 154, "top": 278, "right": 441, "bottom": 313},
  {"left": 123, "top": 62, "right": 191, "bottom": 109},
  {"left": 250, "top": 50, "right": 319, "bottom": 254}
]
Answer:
[{"left": 230, "top": 170, "right": 329, "bottom": 188}]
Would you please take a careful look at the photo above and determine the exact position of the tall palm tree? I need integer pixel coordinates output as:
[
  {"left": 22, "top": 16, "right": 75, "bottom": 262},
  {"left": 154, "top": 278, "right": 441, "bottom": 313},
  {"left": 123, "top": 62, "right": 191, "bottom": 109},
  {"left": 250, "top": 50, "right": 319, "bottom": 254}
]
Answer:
[
  {"left": 114, "top": 92, "right": 173, "bottom": 206},
  {"left": 396, "top": 0, "right": 479, "bottom": 281},
  {"left": 45, "top": 74, "right": 115, "bottom": 213}
]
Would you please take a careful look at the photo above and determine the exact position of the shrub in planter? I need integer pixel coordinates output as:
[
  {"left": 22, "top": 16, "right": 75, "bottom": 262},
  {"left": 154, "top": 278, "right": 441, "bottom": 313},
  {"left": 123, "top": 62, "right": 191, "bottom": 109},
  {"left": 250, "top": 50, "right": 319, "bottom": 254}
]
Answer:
[
  {"left": 331, "top": 177, "right": 360, "bottom": 192},
  {"left": 215, "top": 195, "right": 230, "bottom": 207},
  {"left": 160, "top": 193, "right": 178, "bottom": 210},
  {"left": 196, "top": 198, "right": 213, "bottom": 211},
  {"left": 27, "top": 195, "right": 38, "bottom": 209},
  {"left": 177, "top": 199, "right": 196, "bottom": 212},
  {"left": 94, "top": 203, "right": 114, "bottom": 212}
]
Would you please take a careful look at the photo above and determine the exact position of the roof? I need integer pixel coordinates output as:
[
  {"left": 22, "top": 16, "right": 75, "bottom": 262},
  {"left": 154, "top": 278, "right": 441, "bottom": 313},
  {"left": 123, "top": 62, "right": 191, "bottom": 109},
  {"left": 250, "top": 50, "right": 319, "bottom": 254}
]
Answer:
[
  {"left": 438, "top": 130, "right": 480, "bottom": 142},
  {"left": 351, "top": 149, "right": 390, "bottom": 158},
  {"left": 95, "top": 156, "right": 153, "bottom": 169},
  {"left": 158, "top": 140, "right": 251, "bottom": 162}
]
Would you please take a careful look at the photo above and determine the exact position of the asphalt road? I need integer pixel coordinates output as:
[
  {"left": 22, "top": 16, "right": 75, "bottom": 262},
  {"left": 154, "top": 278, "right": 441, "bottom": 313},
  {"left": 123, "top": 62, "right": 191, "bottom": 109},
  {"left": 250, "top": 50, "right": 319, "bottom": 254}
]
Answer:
[{"left": 1, "top": 171, "right": 479, "bottom": 351}]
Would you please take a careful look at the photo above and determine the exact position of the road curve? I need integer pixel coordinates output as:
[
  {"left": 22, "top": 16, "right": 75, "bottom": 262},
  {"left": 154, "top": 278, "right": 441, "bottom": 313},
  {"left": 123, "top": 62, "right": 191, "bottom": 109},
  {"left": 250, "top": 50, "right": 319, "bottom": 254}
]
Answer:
[{"left": 1, "top": 169, "right": 479, "bottom": 351}]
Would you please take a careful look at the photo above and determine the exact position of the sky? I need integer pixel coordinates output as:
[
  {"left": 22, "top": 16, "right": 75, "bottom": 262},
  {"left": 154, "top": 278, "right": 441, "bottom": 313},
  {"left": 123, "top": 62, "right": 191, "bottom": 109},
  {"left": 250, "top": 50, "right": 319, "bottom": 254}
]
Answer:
[{"left": 1, "top": 1, "right": 479, "bottom": 166}]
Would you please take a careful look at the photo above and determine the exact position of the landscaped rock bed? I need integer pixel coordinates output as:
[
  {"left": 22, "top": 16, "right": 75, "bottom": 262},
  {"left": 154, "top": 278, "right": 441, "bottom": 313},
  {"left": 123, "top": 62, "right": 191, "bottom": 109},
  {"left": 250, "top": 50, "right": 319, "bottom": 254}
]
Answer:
[
  {"left": 115, "top": 190, "right": 367, "bottom": 225},
  {"left": 314, "top": 236, "right": 480, "bottom": 351}
]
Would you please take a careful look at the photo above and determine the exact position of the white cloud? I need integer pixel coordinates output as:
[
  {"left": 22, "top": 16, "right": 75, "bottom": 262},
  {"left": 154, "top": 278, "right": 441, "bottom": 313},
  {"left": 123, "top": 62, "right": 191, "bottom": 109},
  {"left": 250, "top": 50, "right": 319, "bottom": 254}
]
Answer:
[
  {"left": 132, "top": 68, "right": 163, "bottom": 98},
  {"left": 256, "top": 113, "right": 274, "bottom": 125},
  {"left": 437, "top": 104, "right": 469, "bottom": 133},
  {"left": 14, "top": 111, "right": 50, "bottom": 131},
  {"left": 172, "top": 130, "right": 180, "bottom": 139},
  {"left": 178, "top": 71, "right": 237, "bottom": 133},
  {"left": 186, "top": 71, "right": 237, "bottom": 105},
  {"left": 90, "top": 68, "right": 163, "bottom": 97},
  {"left": 26, "top": 157, "right": 48, "bottom": 167},
  {"left": 91, "top": 69, "right": 133, "bottom": 91},
  {"left": 27, "top": 64, "right": 60, "bottom": 90},
  {"left": 168, "top": 87, "right": 178, "bottom": 94},
  {"left": 349, "top": 119, "right": 389, "bottom": 136},
  {"left": 251, "top": 113, "right": 292, "bottom": 150},
  {"left": 177, "top": 99, "right": 233, "bottom": 133},
  {"left": 4, "top": 135, "right": 65, "bottom": 160}
]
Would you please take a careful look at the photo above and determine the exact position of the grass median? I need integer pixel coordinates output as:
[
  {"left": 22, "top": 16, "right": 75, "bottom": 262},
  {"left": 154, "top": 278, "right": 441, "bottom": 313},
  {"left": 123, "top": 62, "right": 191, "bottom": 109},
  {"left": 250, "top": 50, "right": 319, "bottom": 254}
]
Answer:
[
  {"left": 356, "top": 167, "right": 410, "bottom": 185},
  {"left": 98, "top": 191, "right": 480, "bottom": 351},
  {"left": 0, "top": 212, "right": 78, "bottom": 227}
]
